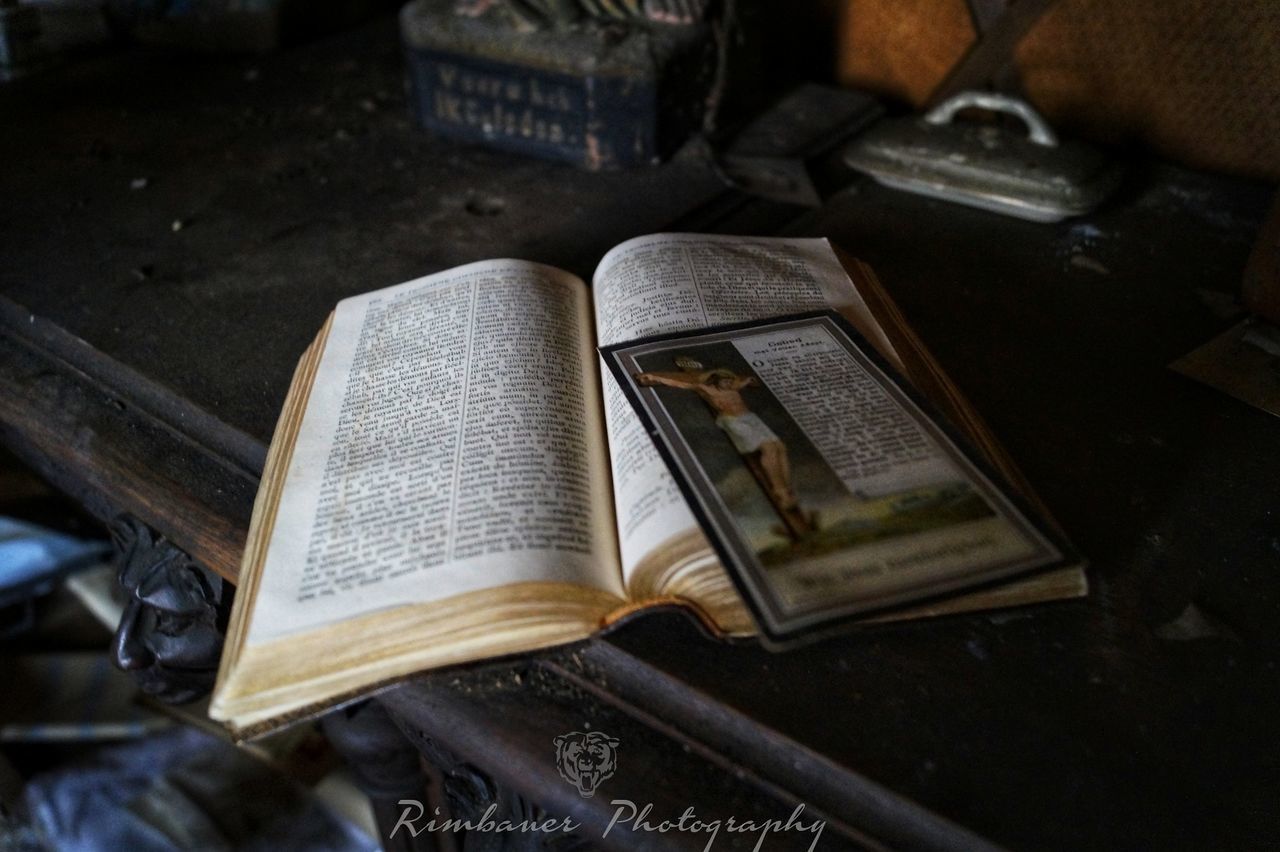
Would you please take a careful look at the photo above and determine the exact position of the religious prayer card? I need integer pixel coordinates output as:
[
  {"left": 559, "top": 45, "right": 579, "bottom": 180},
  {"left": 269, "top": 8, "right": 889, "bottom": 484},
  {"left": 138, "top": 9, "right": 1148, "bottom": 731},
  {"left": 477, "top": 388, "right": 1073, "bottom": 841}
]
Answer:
[{"left": 603, "top": 311, "right": 1075, "bottom": 644}]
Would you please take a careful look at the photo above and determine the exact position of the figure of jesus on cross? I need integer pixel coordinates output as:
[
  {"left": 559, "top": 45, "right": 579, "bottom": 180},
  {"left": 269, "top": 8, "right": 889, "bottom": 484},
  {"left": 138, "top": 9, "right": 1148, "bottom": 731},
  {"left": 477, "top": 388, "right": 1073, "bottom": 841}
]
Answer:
[{"left": 634, "top": 356, "right": 814, "bottom": 540}]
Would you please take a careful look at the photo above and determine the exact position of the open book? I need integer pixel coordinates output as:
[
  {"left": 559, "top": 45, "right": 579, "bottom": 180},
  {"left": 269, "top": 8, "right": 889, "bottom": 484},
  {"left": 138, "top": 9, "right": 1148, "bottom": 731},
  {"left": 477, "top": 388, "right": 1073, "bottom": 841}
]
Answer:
[{"left": 211, "top": 234, "right": 1086, "bottom": 736}]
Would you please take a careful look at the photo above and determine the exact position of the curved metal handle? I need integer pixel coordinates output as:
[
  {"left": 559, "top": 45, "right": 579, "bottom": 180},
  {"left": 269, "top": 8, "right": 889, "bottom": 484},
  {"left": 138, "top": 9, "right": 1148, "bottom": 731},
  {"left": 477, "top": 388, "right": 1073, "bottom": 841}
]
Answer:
[{"left": 925, "top": 91, "right": 1058, "bottom": 147}]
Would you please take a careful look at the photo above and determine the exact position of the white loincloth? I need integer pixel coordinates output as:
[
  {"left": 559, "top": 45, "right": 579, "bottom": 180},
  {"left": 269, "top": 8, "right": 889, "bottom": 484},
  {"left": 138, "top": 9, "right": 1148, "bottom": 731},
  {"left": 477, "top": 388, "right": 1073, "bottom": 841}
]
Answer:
[{"left": 714, "top": 412, "right": 779, "bottom": 454}]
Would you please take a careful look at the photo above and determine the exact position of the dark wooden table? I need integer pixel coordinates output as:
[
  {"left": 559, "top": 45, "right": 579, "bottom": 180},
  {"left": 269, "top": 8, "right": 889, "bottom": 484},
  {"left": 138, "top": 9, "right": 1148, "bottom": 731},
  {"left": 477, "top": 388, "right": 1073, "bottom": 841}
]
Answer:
[{"left": 2, "top": 14, "right": 1277, "bottom": 851}]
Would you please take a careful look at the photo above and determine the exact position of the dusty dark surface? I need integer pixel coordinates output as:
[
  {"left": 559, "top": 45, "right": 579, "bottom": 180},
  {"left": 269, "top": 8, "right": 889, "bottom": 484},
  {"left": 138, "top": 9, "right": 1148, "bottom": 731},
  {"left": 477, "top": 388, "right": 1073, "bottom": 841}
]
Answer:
[{"left": 0, "top": 13, "right": 727, "bottom": 445}]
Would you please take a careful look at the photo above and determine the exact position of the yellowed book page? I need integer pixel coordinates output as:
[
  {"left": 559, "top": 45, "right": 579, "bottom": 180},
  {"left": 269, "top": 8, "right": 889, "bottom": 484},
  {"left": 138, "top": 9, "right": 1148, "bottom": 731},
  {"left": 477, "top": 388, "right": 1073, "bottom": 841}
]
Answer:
[
  {"left": 246, "top": 260, "right": 622, "bottom": 646},
  {"left": 592, "top": 234, "right": 891, "bottom": 587},
  {"left": 213, "top": 582, "right": 616, "bottom": 735}
]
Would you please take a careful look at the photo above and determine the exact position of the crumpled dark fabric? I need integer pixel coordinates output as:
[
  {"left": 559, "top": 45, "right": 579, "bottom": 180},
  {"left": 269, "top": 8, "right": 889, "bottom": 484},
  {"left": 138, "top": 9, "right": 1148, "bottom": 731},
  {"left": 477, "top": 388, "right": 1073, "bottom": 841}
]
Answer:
[
  {"left": 110, "top": 516, "right": 228, "bottom": 705},
  {"left": 21, "top": 725, "right": 376, "bottom": 852}
]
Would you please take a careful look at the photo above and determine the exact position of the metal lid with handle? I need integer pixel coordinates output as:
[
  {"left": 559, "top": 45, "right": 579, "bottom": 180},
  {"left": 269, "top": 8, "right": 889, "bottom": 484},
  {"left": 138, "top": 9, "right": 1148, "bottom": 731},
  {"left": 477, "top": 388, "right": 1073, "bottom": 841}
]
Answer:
[{"left": 844, "top": 89, "right": 1121, "bottom": 222}]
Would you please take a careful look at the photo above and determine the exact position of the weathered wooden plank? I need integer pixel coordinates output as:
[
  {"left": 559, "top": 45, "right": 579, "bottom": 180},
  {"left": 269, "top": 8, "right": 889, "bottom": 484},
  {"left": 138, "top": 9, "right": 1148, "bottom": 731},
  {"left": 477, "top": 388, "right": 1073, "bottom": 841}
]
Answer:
[{"left": 0, "top": 298, "right": 260, "bottom": 580}]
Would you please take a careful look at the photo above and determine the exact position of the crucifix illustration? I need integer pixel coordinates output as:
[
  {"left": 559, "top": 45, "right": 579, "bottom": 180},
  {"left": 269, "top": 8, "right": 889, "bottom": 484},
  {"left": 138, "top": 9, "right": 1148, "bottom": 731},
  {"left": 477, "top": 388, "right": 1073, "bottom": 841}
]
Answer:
[{"left": 634, "top": 356, "right": 814, "bottom": 540}]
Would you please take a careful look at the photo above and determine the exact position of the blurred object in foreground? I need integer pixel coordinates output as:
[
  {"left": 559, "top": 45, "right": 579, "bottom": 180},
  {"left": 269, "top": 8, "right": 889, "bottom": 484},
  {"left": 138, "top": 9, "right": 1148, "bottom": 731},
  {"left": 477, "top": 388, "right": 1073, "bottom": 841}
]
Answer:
[
  {"left": 0, "top": 653, "right": 172, "bottom": 743},
  {"left": 22, "top": 725, "right": 377, "bottom": 851},
  {"left": 0, "top": 517, "right": 109, "bottom": 638}
]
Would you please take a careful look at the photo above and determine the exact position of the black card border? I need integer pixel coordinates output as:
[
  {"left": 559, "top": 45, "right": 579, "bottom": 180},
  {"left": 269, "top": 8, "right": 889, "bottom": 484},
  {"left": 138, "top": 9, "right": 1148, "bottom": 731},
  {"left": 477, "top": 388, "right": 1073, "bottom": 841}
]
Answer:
[{"left": 601, "top": 309, "right": 1080, "bottom": 646}]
